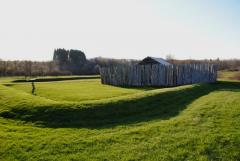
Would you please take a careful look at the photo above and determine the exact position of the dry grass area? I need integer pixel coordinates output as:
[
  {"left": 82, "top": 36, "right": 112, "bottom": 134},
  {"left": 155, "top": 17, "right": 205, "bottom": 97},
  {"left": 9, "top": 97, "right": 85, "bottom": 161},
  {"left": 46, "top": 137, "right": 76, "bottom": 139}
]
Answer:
[{"left": 218, "top": 70, "right": 240, "bottom": 80}]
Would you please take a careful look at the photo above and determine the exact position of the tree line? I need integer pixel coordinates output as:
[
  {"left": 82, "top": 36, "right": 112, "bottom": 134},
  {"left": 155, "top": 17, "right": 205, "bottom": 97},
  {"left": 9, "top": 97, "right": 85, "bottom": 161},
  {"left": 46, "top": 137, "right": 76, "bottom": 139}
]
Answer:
[
  {"left": 0, "top": 49, "right": 139, "bottom": 76},
  {"left": 0, "top": 49, "right": 239, "bottom": 77},
  {"left": 166, "top": 58, "right": 240, "bottom": 71}
]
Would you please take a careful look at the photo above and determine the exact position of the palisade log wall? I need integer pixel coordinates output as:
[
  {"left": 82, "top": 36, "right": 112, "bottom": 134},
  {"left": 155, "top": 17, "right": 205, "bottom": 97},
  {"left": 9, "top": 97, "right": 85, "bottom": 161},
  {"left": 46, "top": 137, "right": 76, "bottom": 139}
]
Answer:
[{"left": 100, "top": 64, "right": 217, "bottom": 87}]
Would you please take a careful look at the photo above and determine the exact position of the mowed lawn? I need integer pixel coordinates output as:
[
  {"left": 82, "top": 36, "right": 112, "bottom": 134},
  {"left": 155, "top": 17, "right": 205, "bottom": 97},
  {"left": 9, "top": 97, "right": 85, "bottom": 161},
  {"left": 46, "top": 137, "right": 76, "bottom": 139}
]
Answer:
[
  {"left": 10, "top": 79, "right": 152, "bottom": 102},
  {"left": 0, "top": 75, "right": 240, "bottom": 160}
]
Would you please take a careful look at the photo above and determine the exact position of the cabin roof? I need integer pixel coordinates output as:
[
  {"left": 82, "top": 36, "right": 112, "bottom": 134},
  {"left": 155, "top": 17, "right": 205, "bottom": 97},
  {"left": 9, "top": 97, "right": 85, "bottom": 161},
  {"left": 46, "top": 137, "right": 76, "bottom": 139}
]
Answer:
[{"left": 139, "top": 56, "right": 171, "bottom": 66}]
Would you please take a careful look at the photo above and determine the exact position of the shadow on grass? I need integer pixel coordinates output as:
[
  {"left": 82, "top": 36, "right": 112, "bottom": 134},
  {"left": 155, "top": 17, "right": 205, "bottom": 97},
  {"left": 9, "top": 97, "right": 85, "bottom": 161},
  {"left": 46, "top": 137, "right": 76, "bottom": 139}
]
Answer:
[
  {"left": 1, "top": 81, "right": 240, "bottom": 129},
  {"left": 12, "top": 75, "right": 100, "bottom": 83}
]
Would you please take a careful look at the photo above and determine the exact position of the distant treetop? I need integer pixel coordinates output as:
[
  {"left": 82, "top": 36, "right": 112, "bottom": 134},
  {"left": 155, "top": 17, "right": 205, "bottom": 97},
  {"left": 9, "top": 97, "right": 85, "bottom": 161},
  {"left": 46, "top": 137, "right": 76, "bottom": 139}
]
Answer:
[{"left": 53, "top": 48, "right": 86, "bottom": 65}]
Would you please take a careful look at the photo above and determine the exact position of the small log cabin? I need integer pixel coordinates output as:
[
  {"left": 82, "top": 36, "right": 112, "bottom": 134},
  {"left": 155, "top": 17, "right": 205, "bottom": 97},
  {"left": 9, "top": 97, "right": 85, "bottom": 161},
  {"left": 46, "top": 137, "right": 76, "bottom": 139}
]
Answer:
[{"left": 139, "top": 57, "right": 171, "bottom": 66}]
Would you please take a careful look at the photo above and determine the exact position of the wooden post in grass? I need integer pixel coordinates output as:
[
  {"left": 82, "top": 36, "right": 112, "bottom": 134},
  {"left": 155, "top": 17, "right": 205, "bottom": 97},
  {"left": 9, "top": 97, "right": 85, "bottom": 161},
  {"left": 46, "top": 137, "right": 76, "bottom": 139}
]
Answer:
[{"left": 30, "top": 78, "right": 36, "bottom": 95}]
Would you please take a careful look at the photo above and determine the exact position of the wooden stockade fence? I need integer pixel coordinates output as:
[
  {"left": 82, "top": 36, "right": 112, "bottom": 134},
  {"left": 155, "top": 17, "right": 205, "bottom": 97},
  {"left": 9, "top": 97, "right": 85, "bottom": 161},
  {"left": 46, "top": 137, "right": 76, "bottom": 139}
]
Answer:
[{"left": 100, "top": 64, "right": 217, "bottom": 87}]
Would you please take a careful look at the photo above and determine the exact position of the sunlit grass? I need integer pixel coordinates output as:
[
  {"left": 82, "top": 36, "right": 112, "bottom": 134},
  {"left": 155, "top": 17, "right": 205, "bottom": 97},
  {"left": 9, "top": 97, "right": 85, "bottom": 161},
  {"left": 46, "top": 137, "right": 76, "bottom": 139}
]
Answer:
[
  {"left": 0, "top": 76, "right": 240, "bottom": 160},
  {"left": 10, "top": 79, "right": 154, "bottom": 102}
]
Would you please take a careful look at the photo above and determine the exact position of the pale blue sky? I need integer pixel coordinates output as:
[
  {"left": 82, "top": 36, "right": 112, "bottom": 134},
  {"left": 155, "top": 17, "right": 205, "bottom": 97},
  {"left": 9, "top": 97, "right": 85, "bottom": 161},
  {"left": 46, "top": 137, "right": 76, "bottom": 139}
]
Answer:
[{"left": 0, "top": 0, "right": 239, "bottom": 61}]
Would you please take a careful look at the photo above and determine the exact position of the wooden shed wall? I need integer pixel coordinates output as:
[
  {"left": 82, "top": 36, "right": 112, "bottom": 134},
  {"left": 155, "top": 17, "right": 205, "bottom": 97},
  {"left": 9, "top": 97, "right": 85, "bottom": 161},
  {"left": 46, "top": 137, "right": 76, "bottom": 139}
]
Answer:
[{"left": 100, "top": 64, "right": 217, "bottom": 87}]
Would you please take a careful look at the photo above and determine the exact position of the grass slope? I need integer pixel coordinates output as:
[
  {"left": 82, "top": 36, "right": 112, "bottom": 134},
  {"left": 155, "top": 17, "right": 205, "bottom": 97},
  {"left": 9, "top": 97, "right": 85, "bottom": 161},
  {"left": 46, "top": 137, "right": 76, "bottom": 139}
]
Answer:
[
  {"left": 0, "top": 77, "right": 240, "bottom": 160},
  {"left": 9, "top": 79, "right": 153, "bottom": 102}
]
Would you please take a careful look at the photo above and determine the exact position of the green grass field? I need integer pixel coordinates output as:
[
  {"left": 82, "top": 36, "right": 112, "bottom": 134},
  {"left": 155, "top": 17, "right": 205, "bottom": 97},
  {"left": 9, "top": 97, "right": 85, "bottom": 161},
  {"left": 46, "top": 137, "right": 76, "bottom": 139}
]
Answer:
[
  {"left": 10, "top": 79, "right": 152, "bottom": 102},
  {"left": 0, "top": 73, "right": 240, "bottom": 160}
]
